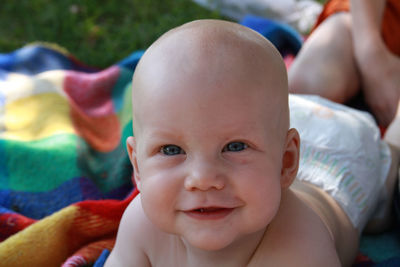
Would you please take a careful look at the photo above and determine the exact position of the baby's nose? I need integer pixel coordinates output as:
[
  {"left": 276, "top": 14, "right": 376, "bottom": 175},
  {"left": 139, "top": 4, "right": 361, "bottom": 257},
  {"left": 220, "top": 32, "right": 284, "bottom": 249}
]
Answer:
[{"left": 184, "top": 157, "right": 225, "bottom": 191}]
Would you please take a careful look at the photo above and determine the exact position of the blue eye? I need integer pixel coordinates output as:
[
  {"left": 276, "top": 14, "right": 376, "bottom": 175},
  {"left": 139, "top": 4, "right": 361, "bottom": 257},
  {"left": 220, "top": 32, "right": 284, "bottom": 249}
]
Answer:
[
  {"left": 223, "top": 142, "right": 248, "bottom": 152},
  {"left": 161, "top": 145, "right": 185, "bottom": 156}
]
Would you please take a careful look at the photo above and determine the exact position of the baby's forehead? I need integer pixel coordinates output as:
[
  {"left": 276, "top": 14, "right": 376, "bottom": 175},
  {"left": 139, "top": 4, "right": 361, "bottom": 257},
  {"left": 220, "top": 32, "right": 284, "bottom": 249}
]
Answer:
[
  {"left": 135, "top": 21, "right": 286, "bottom": 89},
  {"left": 132, "top": 20, "right": 289, "bottom": 131},
  {"left": 147, "top": 20, "right": 277, "bottom": 66}
]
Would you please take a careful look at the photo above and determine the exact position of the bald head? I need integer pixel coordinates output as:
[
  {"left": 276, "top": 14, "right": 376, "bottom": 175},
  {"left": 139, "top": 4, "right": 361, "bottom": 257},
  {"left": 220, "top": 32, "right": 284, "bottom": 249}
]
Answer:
[{"left": 132, "top": 19, "right": 289, "bottom": 139}]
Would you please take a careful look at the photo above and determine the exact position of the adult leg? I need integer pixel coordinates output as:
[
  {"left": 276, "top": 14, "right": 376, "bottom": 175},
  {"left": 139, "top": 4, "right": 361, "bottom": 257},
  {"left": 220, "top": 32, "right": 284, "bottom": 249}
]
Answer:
[{"left": 288, "top": 12, "right": 360, "bottom": 103}]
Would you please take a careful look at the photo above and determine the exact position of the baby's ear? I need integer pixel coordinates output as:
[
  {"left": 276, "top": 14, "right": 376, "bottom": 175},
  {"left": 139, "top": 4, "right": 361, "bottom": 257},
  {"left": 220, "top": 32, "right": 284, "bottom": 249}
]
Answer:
[
  {"left": 280, "top": 128, "right": 300, "bottom": 189},
  {"left": 126, "top": 136, "right": 141, "bottom": 191}
]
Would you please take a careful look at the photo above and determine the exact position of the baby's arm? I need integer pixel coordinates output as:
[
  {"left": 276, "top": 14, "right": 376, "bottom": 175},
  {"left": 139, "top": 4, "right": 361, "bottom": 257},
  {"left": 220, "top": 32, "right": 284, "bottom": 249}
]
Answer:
[{"left": 105, "top": 196, "right": 151, "bottom": 267}]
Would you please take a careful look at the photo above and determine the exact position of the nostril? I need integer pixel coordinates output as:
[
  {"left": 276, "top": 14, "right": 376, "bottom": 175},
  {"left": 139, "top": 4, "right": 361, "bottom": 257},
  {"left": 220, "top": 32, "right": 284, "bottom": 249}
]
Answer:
[{"left": 184, "top": 171, "right": 225, "bottom": 191}]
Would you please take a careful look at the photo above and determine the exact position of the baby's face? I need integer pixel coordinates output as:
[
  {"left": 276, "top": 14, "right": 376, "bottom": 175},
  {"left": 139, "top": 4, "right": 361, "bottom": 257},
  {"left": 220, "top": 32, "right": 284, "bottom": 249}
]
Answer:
[
  {"left": 133, "top": 75, "right": 285, "bottom": 251},
  {"left": 129, "top": 20, "right": 291, "bottom": 251}
]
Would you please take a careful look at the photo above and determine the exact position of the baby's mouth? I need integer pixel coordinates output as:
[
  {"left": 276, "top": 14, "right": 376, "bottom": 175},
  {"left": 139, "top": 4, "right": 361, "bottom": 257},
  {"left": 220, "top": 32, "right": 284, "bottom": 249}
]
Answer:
[
  {"left": 185, "top": 207, "right": 234, "bottom": 220},
  {"left": 194, "top": 207, "right": 225, "bottom": 213}
]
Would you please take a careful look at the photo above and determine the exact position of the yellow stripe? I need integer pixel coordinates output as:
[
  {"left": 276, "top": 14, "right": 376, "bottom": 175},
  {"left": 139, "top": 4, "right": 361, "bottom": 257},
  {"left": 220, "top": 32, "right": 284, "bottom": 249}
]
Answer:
[
  {"left": 0, "top": 205, "right": 78, "bottom": 267},
  {"left": 3, "top": 93, "right": 75, "bottom": 141}
]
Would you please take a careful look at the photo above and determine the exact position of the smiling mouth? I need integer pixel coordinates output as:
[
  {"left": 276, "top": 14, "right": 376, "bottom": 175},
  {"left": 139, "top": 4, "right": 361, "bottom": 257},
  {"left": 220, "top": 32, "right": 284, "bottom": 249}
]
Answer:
[
  {"left": 195, "top": 207, "right": 225, "bottom": 212},
  {"left": 185, "top": 207, "right": 234, "bottom": 220}
]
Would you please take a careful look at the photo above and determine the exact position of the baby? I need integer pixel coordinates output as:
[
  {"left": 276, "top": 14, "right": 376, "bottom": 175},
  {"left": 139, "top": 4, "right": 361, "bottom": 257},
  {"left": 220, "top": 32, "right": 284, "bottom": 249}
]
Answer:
[{"left": 105, "top": 19, "right": 399, "bottom": 266}]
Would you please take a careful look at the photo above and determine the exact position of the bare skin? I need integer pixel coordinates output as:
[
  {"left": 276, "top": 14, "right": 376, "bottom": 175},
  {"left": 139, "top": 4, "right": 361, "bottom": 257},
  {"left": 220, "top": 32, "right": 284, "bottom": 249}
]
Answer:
[
  {"left": 105, "top": 20, "right": 395, "bottom": 267},
  {"left": 108, "top": 185, "right": 352, "bottom": 267},
  {"left": 289, "top": 0, "right": 400, "bottom": 127}
]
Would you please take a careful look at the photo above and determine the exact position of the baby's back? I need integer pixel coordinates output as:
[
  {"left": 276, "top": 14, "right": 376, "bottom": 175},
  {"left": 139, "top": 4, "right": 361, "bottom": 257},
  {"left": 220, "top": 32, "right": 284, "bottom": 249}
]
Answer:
[{"left": 289, "top": 180, "right": 359, "bottom": 266}]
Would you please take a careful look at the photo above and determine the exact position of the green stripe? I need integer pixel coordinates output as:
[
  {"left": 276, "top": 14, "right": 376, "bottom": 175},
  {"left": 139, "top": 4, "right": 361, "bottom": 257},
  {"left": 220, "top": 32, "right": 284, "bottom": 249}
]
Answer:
[
  {"left": 118, "top": 77, "right": 133, "bottom": 136},
  {"left": 76, "top": 132, "right": 132, "bottom": 193},
  {"left": 6, "top": 134, "right": 81, "bottom": 192}
]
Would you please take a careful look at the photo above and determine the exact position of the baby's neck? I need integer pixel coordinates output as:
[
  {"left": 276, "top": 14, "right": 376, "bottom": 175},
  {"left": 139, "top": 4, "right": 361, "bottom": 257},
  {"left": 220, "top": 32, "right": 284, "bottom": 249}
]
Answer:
[{"left": 180, "top": 227, "right": 267, "bottom": 267}]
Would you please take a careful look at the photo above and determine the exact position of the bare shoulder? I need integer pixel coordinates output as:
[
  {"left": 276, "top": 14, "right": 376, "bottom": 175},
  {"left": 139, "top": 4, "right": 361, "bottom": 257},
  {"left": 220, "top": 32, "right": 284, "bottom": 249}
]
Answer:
[
  {"left": 250, "top": 189, "right": 341, "bottom": 267},
  {"left": 106, "top": 195, "right": 191, "bottom": 267},
  {"left": 105, "top": 195, "right": 154, "bottom": 267}
]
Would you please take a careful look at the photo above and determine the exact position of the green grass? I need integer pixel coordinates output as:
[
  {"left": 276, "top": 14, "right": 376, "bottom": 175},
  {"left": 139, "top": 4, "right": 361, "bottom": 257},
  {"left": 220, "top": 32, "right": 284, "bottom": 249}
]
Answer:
[{"left": 0, "top": 0, "right": 223, "bottom": 67}]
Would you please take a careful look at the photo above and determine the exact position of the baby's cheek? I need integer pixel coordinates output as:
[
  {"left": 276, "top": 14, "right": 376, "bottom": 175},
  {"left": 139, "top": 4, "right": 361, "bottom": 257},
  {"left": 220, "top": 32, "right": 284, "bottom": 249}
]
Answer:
[
  {"left": 140, "top": 173, "right": 178, "bottom": 215},
  {"left": 140, "top": 188, "right": 169, "bottom": 225},
  {"left": 224, "top": 152, "right": 255, "bottom": 165},
  {"left": 235, "top": 157, "right": 251, "bottom": 165},
  {"left": 244, "top": 181, "right": 282, "bottom": 225},
  {"left": 140, "top": 175, "right": 172, "bottom": 204}
]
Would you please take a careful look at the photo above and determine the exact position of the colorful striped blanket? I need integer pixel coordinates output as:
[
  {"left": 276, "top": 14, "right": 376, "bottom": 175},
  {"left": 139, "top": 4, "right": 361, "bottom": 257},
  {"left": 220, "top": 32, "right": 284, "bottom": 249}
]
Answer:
[
  {"left": 0, "top": 43, "right": 143, "bottom": 266},
  {"left": 0, "top": 17, "right": 398, "bottom": 266}
]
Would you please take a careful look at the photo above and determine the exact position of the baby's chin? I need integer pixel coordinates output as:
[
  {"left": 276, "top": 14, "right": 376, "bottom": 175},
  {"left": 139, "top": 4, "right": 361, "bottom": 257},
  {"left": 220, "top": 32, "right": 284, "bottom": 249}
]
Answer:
[
  {"left": 179, "top": 226, "right": 266, "bottom": 252},
  {"left": 181, "top": 234, "right": 237, "bottom": 251}
]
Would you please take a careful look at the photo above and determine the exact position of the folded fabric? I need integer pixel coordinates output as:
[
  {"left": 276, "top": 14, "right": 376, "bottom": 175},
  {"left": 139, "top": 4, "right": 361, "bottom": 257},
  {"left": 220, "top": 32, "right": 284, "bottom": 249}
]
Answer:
[
  {"left": 192, "top": 0, "right": 323, "bottom": 34},
  {"left": 0, "top": 43, "right": 141, "bottom": 266},
  {"left": 241, "top": 15, "right": 303, "bottom": 56}
]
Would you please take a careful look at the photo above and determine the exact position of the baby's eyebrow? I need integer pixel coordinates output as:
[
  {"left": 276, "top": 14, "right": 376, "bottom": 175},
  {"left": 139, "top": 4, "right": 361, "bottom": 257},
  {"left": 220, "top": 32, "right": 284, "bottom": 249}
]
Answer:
[
  {"left": 220, "top": 124, "right": 266, "bottom": 138},
  {"left": 143, "top": 128, "right": 184, "bottom": 141}
]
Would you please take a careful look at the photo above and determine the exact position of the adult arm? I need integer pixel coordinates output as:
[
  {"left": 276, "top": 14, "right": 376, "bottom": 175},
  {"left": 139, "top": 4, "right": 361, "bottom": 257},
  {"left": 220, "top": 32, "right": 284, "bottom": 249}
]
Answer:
[{"left": 350, "top": 0, "right": 400, "bottom": 127}]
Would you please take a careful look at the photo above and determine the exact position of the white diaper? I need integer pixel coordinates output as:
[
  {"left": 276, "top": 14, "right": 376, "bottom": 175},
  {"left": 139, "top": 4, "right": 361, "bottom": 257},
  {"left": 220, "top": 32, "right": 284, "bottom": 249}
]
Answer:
[{"left": 289, "top": 94, "right": 391, "bottom": 231}]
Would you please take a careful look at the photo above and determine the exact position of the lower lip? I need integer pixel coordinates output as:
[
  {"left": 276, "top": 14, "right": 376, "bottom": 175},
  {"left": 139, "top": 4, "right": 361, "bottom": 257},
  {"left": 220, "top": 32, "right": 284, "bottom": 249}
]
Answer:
[{"left": 184, "top": 208, "right": 234, "bottom": 220}]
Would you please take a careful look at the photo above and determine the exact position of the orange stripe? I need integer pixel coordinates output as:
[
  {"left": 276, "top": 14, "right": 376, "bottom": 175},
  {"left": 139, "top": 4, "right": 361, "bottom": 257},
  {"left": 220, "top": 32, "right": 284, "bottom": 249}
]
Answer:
[{"left": 70, "top": 105, "right": 121, "bottom": 152}]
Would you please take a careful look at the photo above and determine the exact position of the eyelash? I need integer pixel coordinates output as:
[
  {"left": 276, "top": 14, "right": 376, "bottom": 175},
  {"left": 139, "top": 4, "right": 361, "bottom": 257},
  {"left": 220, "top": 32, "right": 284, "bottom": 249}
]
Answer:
[
  {"left": 222, "top": 141, "right": 248, "bottom": 152},
  {"left": 160, "top": 145, "right": 185, "bottom": 156},
  {"left": 160, "top": 141, "right": 248, "bottom": 156}
]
